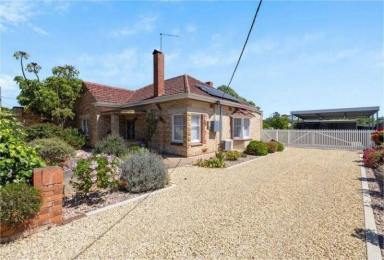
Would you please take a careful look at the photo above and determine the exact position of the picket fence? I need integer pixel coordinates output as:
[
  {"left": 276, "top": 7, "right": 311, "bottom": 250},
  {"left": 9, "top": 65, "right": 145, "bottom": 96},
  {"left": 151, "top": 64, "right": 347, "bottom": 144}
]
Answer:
[{"left": 262, "top": 129, "right": 374, "bottom": 150}]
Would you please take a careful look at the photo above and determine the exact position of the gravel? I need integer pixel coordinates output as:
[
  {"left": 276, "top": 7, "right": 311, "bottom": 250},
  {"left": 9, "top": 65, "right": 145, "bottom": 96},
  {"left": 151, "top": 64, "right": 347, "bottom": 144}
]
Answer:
[{"left": 0, "top": 147, "right": 366, "bottom": 259}]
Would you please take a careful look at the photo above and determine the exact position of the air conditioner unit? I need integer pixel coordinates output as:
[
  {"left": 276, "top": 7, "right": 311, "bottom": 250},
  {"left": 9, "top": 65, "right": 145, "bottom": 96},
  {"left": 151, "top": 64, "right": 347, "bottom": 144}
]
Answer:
[{"left": 223, "top": 139, "right": 233, "bottom": 151}]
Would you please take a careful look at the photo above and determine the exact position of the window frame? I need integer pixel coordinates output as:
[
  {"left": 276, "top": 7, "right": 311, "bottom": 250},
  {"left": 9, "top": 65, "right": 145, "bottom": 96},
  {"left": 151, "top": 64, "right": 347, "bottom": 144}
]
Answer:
[
  {"left": 232, "top": 117, "right": 251, "bottom": 139},
  {"left": 81, "top": 118, "right": 89, "bottom": 137},
  {"left": 190, "top": 113, "right": 202, "bottom": 143},
  {"left": 172, "top": 114, "right": 184, "bottom": 143}
]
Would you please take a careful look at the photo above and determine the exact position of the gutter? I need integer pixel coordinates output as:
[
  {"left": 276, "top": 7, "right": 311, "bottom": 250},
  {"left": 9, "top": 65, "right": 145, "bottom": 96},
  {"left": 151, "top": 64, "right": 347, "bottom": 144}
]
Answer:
[{"left": 94, "top": 93, "right": 261, "bottom": 114}]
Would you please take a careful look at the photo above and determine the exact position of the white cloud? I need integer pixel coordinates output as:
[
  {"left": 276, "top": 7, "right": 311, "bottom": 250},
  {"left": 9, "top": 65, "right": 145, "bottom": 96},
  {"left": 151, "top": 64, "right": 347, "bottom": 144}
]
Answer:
[
  {"left": 0, "top": 1, "right": 35, "bottom": 27},
  {"left": 0, "top": 73, "right": 19, "bottom": 107},
  {"left": 28, "top": 23, "right": 49, "bottom": 36},
  {"left": 111, "top": 15, "right": 158, "bottom": 37},
  {"left": 186, "top": 24, "right": 197, "bottom": 33}
]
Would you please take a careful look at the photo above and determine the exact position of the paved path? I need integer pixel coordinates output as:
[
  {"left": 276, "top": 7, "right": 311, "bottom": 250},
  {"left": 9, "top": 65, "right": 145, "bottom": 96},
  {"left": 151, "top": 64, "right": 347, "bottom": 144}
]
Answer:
[{"left": 0, "top": 148, "right": 366, "bottom": 259}]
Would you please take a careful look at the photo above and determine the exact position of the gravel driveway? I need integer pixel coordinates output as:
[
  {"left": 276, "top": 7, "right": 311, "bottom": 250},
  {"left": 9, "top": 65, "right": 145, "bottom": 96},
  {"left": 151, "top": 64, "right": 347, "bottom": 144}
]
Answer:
[{"left": 0, "top": 148, "right": 366, "bottom": 259}]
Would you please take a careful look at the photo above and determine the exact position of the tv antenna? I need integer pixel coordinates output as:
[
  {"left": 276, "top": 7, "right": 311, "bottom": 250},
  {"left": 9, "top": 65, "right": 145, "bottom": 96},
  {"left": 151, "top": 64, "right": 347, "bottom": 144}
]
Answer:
[{"left": 160, "top": 33, "right": 180, "bottom": 51}]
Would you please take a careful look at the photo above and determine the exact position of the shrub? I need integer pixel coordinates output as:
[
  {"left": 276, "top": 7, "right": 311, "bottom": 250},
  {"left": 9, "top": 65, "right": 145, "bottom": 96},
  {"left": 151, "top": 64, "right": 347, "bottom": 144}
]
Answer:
[
  {"left": 0, "top": 183, "right": 41, "bottom": 226},
  {"left": 120, "top": 152, "right": 168, "bottom": 193},
  {"left": 245, "top": 141, "right": 268, "bottom": 156},
  {"left": 363, "top": 148, "right": 384, "bottom": 168},
  {"left": 26, "top": 123, "right": 61, "bottom": 141},
  {"left": 276, "top": 141, "right": 285, "bottom": 152},
  {"left": 371, "top": 130, "right": 384, "bottom": 146},
  {"left": 26, "top": 123, "right": 85, "bottom": 149},
  {"left": 61, "top": 128, "right": 86, "bottom": 149},
  {"left": 197, "top": 152, "right": 226, "bottom": 168},
  {"left": 94, "top": 135, "right": 127, "bottom": 157},
  {"left": 71, "top": 154, "right": 121, "bottom": 194},
  {"left": 128, "top": 145, "right": 149, "bottom": 154},
  {"left": 225, "top": 150, "right": 241, "bottom": 161},
  {"left": 0, "top": 111, "right": 45, "bottom": 186},
  {"left": 30, "top": 138, "right": 75, "bottom": 165},
  {"left": 266, "top": 141, "right": 278, "bottom": 153}
]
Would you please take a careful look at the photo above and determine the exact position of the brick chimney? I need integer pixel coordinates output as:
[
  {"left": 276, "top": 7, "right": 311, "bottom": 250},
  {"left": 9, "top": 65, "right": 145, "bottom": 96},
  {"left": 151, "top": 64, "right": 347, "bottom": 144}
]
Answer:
[{"left": 153, "top": 49, "right": 165, "bottom": 97}]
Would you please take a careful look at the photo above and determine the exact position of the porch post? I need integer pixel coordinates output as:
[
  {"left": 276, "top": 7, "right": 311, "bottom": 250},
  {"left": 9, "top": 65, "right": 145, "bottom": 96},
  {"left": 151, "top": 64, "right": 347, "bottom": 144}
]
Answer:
[{"left": 111, "top": 114, "right": 119, "bottom": 136}]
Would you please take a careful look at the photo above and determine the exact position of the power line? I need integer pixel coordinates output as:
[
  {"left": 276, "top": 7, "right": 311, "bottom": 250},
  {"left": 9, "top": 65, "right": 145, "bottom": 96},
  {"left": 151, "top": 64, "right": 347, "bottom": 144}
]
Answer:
[{"left": 227, "top": 0, "right": 263, "bottom": 88}]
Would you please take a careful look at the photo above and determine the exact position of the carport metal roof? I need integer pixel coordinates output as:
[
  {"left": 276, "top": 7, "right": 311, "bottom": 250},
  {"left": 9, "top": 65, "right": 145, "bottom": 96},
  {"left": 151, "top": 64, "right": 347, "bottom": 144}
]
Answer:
[{"left": 291, "top": 106, "right": 380, "bottom": 120}]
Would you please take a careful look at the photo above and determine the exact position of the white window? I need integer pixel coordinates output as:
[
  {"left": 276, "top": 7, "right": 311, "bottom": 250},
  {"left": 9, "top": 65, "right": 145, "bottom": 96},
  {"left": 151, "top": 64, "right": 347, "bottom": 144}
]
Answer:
[
  {"left": 172, "top": 115, "right": 184, "bottom": 143},
  {"left": 81, "top": 119, "right": 89, "bottom": 137},
  {"left": 233, "top": 118, "right": 250, "bottom": 139},
  {"left": 191, "top": 114, "right": 201, "bottom": 143}
]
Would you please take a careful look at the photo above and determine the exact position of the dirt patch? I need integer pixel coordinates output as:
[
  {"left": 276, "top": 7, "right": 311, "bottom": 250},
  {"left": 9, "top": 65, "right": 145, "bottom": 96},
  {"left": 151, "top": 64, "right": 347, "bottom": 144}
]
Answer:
[{"left": 366, "top": 166, "right": 384, "bottom": 256}]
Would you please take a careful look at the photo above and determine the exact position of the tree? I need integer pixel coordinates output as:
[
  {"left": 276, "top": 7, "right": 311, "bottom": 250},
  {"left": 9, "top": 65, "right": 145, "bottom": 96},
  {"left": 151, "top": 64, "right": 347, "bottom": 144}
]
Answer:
[
  {"left": 217, "top": 85, "right": 256, "bottom": 107},
  {"left": 263, "top": 112, "right": 291, "bottom": 129},
  {"left": 13, "top": 51, "right": 30, "bottom": 80},
  {"left": 14, "top": 52, "right": 83, "bottom": 126}
]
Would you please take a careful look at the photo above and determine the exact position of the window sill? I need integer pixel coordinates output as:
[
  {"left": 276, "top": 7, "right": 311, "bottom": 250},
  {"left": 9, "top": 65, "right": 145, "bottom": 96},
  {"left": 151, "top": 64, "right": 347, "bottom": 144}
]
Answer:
[
  {"left": 171, "top": 142, "right": 183, "bottom": 146},
  {"left": 190, "top": 142, "right": 202, "bottom": 147},
  {"left": 233, "top": 138, "right": 252, "bottom": 141}
]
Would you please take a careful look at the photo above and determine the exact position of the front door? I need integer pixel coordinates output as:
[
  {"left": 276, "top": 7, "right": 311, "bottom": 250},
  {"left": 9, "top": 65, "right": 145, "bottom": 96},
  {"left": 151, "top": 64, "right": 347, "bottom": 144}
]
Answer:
[{"left": 126, "top": 119, "right": 135, "bottom": 140}]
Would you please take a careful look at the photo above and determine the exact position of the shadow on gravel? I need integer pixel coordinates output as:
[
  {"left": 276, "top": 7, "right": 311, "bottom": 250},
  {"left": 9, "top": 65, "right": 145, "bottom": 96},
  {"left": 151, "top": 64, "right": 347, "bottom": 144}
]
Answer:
[
  {"left": 63, "top": 192, "right": 105, "bottom": 208},
  {"left": 353, "top": 228, "right": 383, "bottom": 249}
]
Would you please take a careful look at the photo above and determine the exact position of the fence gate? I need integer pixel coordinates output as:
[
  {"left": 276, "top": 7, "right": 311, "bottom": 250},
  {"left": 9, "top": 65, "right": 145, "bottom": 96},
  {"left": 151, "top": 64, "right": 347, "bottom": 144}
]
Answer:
[{"left": 262, "top": 129, "right": 374, "bottom": 150}]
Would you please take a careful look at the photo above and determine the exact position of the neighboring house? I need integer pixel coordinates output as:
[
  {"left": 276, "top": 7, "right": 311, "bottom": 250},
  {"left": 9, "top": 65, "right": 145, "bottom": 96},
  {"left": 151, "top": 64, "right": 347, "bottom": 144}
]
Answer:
[{"left": 75, "top": 50, "right": 262, "bottom": 157}]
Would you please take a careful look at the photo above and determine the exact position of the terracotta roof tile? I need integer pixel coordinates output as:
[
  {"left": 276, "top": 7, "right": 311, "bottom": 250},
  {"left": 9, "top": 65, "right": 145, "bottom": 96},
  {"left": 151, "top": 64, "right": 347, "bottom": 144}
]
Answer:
[
  {"left": 83, "top": 81, "right": 134, "bottom": 104},
  {"left": 84, "top": 74, "right": 247, "bottom": 106}
]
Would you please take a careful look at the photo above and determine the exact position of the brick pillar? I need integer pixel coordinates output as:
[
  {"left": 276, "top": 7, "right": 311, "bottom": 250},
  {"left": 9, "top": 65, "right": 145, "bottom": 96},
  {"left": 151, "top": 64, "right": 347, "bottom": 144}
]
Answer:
[
  {"left": 111, "top": 113, "right": 120, "bottom": 136},
  {"left": 33, "top": 167, "right": 64, "bottom": 226}
]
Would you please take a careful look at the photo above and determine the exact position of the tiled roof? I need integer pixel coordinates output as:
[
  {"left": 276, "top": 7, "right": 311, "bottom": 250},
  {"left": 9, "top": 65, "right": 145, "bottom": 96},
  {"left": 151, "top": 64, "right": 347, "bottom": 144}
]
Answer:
[
  {"left": 83, "top": 74, "right": 246, "bottom": 106},
  {"left": 83, "top": 81, "right": 134, "bottom": 104}
]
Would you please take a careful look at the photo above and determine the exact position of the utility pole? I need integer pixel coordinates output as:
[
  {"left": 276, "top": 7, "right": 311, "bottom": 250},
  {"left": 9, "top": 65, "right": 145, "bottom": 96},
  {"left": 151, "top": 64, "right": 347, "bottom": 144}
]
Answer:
[{"left": 159, "top": 33, "right": 179, "bottom": 51}]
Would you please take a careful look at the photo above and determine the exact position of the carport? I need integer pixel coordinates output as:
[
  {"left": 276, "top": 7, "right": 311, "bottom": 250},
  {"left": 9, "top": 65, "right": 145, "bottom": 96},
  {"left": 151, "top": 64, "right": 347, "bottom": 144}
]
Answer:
[{"left": 291, "top": 106, "right": 380, "bottom": 129}]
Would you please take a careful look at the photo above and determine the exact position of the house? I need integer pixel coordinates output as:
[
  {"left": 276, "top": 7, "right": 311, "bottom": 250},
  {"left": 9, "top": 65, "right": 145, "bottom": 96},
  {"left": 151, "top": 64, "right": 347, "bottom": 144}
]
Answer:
[{"left": 75, "top": 50, "right": 263, "bottom": 157}]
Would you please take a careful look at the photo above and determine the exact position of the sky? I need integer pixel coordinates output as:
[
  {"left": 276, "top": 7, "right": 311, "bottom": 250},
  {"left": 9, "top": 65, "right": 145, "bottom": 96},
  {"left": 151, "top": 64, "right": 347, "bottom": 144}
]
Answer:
[{"left": 0, "top": 0, "right": 383, "bottom": 117}]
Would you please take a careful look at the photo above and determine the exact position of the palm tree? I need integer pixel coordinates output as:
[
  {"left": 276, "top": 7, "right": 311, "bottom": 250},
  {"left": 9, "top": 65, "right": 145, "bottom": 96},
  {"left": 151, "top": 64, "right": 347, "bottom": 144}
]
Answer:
[
  {"left": 13, "top": 51, "right": 30, "bottom": 80},
  {"left": 26, "top": 62, "right": 42, "bottom": 81}
]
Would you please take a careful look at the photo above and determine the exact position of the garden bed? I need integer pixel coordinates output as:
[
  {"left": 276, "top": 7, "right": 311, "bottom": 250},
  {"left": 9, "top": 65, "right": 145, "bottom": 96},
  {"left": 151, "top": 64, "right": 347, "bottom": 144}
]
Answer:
[
  {"left": 63, "top": 190, "right": 150, "bottom": 221},
  {"left": 223, "top": 154, "right": 259, "bottom": 167},
  {"left": 366, "top": 166, "right": 384, "bottom": 255}
]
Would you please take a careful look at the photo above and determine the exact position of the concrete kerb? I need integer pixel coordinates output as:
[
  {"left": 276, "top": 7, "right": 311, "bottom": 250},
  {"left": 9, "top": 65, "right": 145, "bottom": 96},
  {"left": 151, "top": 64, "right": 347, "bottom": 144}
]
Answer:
[{"left": 359, "top": 156, "right": 382, "bottom": 260}]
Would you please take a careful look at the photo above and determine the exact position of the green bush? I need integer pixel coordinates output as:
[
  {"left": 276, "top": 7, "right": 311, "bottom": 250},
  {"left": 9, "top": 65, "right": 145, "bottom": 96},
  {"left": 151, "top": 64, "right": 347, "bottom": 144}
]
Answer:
[
  {"left": 26, "top": 123, "right": 85, "bottom": 149},
  {"left": 197, "top": 152, "right": 226, "bottom": 168},
  {"left": 30, "top": 138, "right": 75, "bottom": 165},
  {"left": 25, "top": 123, "right": 61, "bottom": 141},
  {"left": 245, "top": 141, "right": 268, "bottom": 156},
  {"left": 0, "top": 183, "right": 41, "bottom": 226},
  {"left": 71, "top": 154, "right": 120, "bottom": 194},
  {"left": 120, "top": 152, "right": 168, "bottom": 193},
  {"left": 128, "top": 145, "right": 149, "bottom": 154},
  {"left": 0, "top": 111, "right": 45, "bottom": 186},
  {"left": 276, "top": 141, "right": 284, "bottom": 152},
  {"left": 225, "top": 150, "right": 241, "bottom": 161},
  {"left": 266, "top": 141, "right": 278, "bottom": 153},
  {"left": 61, "top": 128, "right": 86, "bottom": 149},
  {"left": 94, "top": 135, "right": 127, "bottom": 157}
]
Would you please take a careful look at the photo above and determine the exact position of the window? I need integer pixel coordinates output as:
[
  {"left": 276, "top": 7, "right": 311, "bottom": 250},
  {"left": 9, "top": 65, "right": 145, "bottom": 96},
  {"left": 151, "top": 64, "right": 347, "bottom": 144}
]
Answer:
[
  {"left": 126, "top": 120, "right": 135, "bottom": 140},
  {"left": 81, "top": 119, "right": 89, "bottom": 137},
  {"left": 172, "top": 115, "right": 184, "bottom": 143},
  {"left": 191, "top": 114, "right": 201, "bottom": 143},
  {"left": 233, "top": 118, "right": 250, "bottom": 139}
]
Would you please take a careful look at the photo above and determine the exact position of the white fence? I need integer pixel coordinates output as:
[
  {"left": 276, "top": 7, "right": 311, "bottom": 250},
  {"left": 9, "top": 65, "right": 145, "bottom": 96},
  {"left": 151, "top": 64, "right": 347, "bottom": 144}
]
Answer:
[{"left": 262, "top": 129, "right": 374, "bottom": 150}]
